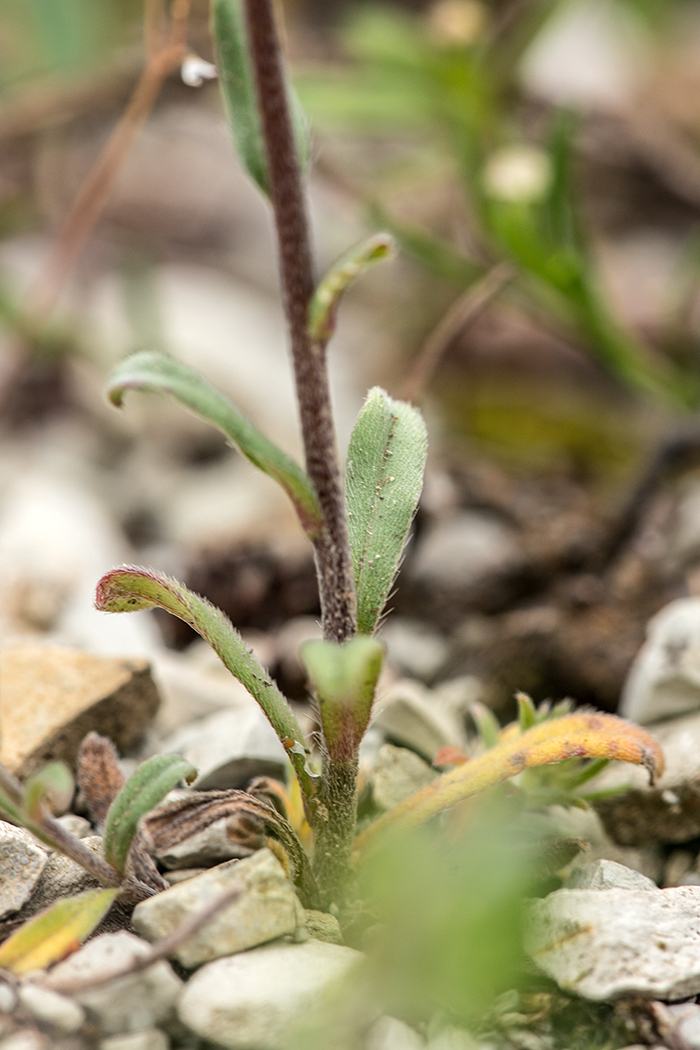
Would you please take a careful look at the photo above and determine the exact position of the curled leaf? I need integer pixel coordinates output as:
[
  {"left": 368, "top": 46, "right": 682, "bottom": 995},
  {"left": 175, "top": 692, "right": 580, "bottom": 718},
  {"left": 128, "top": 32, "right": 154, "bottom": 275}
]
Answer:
[
  {"left": 354, "top": 712, "right": 664, "bottom": 860},
  {"left": 0, "top": 888, "right": 118, "bottom": 975},
  {"left": 103, "top": 754, "right": 197, "bottom": 874},
  {"left": 95, "top": 567, "right": 315, "bottom": 804},
  {"left": 346, "top": 388, "right": 427, "bottom": 634},
  {"left": 309, "top": 234, "right": 395, "bottom": 342},
  {"left": 107, "top": 352, "right": 322, "bottom": 537}
]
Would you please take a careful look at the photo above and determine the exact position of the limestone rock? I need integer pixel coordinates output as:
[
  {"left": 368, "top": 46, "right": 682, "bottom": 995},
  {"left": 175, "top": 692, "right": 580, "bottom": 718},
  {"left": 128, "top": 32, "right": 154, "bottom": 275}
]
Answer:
[
  {"left": 0, "top": 982, "right": 17, "bottom": 1013},
  {"left": 132, "top": 848, "right": 304, "bottom": 969},
  {"left": 45, "top": 932, "right": 182, "bottom": 1034},
  {"left": 372, "top": 680, "right": 466, "bottom": 762},
  {"left": 178, "top": 939, "right": 363, "bottom": 1050},
  {"left": 372, "top": 745, "right": 437, "bottom": 811},
  {"left": 22, "top": 837, "right": 103, "bottom": 916},
  {"left": 154, "top": 816, "right": 252, "bottom": 870},
  {"left": 565, "top": 860, "right": 656, "bottom": 891},
  {"left": 303, "top": 910, "right": 342, "bottom": 945},
  {"left": 0, "top": 1031, "right": 51, "bottom": 1050},
  {"left": 409, "top": 511, "right": 522, "bottom": 591},
  {"left": 666, "top": 1002, "right": 700, "bottom": 1049},
  {"left": 159, "top": 705, "right": 286, "bottom": 790},
  {"left": 0, "top": 824, "right": 47, "bottom": 919},
  {"left": 17, "top": 985, "right": 85, "bottom": 1036},
  {"left": 527, "top": 884, "right": 700, "bottom": 1000},
  {"left": 0, "top": 645, "right": 160, "bottom": 777}
]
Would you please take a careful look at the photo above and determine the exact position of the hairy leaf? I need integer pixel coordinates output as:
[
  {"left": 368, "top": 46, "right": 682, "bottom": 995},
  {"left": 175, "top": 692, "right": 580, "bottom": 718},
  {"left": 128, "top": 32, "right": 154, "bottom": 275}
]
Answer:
[
  {"left": 301, "top": 638, "right": 384, "bottom": 762},
  {"left": 212, "top": 0, "right": 310, "bottom": 195},
  {"left": 346, "top": 388, "right": 427, "bottom": 634},
  {"left": 95, "top": 567, "right": 316, "bottom": 803},
  {"left": 309, "top": 234, "right": 395, "bottom": 342},
  {"left": 354, "top": 712, "right": 665, "bottom": 859},
  {"left": 0, "top": 888, "right": 118, "bottom": 975},
  {"left": 107, "top": 352, "right": 322, "bottom": 537},
  {"left": 103, "top": 754, "right": 197, "bottom": 874}
]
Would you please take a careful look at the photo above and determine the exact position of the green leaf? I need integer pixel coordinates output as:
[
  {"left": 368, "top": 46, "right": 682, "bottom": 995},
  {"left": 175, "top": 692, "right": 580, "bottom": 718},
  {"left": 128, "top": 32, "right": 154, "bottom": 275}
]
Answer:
[
  {"left": 346, "top": 388, "right": 428, "bottom": 634},
  {"left": 0, "top": 888, "right": 118, "bottom": 975},
  {"left": 469, "top": 702, "right": 501, "bottom": 750},
  {"left": 103, "top": 754, "right": 197, "bottom": 874},
  {"left": 211, "top": 0, "right": 310, "bottom": 195},
  {"left": 95, "top": 567, "right": 316, "bottom": 803},
  {"left": 516, "top": 693, "right": 537, "bottom": 733},
  {"left": 107, "top": 352, "right": 322, "bottom": 537},
  {"left": 301, "top": 638, "right": 384, "bottom": 763},
  {"left": 309, "top": 234, "right": 395, "bottom": 342},
  {"left": 23, "top": 762, "right": 74, "bottom": 821}
]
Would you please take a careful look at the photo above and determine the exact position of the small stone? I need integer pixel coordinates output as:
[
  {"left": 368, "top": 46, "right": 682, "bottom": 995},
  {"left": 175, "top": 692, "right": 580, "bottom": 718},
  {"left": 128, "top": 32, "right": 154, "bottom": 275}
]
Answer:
[
  {"left": 0, "top": 825, "right": 47, "bottom": 919},
  {"left": 132, "top": 848, "right": 304, "bottom": 969},
  {"left": 54, "top": 816, "right": 92, "bottom": 840},
  {"left": 45, "top": 932, "right": 182, "bottom": 1035},
  {"left": 380, "top": 618, "right": 449, "bottom": 681},
  {"left": 666, "top": 1003, "right": 700, "bottom": 1049},
  {"left": 621, "top": 598, "right": 700, "bottom": 724},
  {"left": 303, "top": 910, "right": 342, "bottom": 945},
  {"left": 372, "top": 680, "right": 465, "bottom": 762},
  {"left": 155, "top": 817, "right": 251, "bottom": 870},
  {"left": 664, "top": 849, "right": 696, "bottom": 888},
  {"left": 0, "top": 646, "right": 160, "bottom": 778},
  {"left": 0, "top": 983, "right": 17, "bottom": 1013},
  {"left": 547, "top": 805, "right": 663, "bottom": 883},
  {"left": 163, "top": 868, "right": 207, "bottom": 885},
  {"left": 527, "top": 884, "right": 700, "bottom": 1000},
  {"left": 0, "top": 1032, "right": 50, "bottom": 1050},
  {"left": 410, "top": 511, "right": 522, "bottom": 591},
  {"left": 178, "top": 939, "right": 363, "bottom": 1050},
  {"left": 565, "top": 860, "right": 656, "bottom": 891},
  {"left": 22, "top": 838, "right": 103, "bottom": 917},
  {"left": 372, "top": 745, "right": 437, "bottom": 811},
  {"left": 160, "top": 706, "right": 287, "bottom": 790},
  {"left": 99, "top": 1030, "right": 169, "bottom": 1050},
  {"left": 365, "top": 1015, "right": 425, "bottom": 1049},
  {"left": 17, "top": 985, "right": 85, "bottom": 1036}
]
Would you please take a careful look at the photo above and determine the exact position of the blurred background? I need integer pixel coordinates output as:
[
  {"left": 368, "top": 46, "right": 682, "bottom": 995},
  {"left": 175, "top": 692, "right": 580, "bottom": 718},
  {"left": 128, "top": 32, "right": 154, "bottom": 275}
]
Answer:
[{"left": 2, "top": 0, "right": 700, "bottom": 720}]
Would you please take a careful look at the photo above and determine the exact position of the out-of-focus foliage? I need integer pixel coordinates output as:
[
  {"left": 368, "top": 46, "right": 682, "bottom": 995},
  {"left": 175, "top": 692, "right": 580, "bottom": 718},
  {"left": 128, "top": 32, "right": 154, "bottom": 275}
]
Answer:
[
  {"left": 297, "top": 0, "right": 698, "bottom": 408},
  {"left": 0, "top": 0, "right": 140, "bottom": 89}
]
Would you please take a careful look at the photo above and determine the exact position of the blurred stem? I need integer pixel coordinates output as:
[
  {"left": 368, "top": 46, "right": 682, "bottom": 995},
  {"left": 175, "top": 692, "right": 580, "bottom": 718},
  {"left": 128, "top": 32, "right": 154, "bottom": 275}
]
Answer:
[
  {"left": 27, "top": 0, "right": 191, "bottom": 320},
  {"left": 400, "top": 262, "right": 515, "bottom": 403},
  {"left": 243, "top": 0, "right": 357, "bottom": 646}
]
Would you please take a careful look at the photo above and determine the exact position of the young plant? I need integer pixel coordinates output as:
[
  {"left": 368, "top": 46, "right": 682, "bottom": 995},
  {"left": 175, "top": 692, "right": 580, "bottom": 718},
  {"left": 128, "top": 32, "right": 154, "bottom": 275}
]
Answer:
[{"left": 93, "top": 0, "right": 666, "bottom": 914}]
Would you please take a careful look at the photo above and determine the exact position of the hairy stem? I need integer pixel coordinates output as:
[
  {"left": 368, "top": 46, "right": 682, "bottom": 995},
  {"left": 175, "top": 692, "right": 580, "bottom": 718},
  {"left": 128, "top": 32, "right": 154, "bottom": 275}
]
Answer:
[
  {"left": 312, "top": 758, "right": 359, "bottom": 911},
  {"left": 243, "top": 0, "right": 356, "bottom": 645}
]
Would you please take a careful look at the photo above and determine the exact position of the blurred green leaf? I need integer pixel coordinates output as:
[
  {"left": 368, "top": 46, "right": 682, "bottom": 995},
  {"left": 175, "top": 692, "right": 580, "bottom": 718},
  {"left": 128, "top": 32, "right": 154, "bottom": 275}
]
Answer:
[
  {"left": 107, "top": 351, "right": 322, "bottom": 536},
  {"left": 346, "top": 388, "right": 427, "bottom": 635},
  {"left": 301, "top": 637, "right": 384, "bottom": 762},
  {"left": 470, "top": 701, "right": 501, "bottom": 750},
  {"left": 103, "top": 754, "right": 197, "bottom": 874},
  {"left": 23, "top": 762, "right": 74, "bottom": 821},
  {"left": 0, "top": 888, "right": 118, "bottom": 975}
]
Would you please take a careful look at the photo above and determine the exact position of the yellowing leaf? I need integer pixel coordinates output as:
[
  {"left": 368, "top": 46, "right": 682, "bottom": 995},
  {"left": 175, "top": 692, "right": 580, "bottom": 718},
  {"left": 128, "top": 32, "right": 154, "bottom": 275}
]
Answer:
[
  {"left": 0, "top": 888, "right": 118, "bottom": 975},
  {"left": 354, "top": 712, "right": 664, "bottom": 860}
]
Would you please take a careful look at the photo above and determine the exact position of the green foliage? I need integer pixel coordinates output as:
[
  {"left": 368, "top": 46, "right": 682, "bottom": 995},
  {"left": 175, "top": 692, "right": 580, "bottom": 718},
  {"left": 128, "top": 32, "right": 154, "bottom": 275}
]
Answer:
[
  {"left": 298, "top": 3, "right": 694, "bottom": 407},
  {"left": 107, "top": 351, "right": 323, "bottom": 536},
  {"left": 23, "top": 762, "right": 75, "bottom": 822},
  {"left": 103, "top": 754, "right": 197, "bottom": 874},
  {"left": 346, "top": 388, "right": 428, "bottom": 635},
  {"left": 301, "top": 638, "right": 384, "bottom": 763}
]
